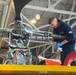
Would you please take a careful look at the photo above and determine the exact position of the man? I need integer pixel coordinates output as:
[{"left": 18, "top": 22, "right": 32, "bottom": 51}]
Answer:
[{"left": 48, "top": 17, "right": 76, "bottom": 65}]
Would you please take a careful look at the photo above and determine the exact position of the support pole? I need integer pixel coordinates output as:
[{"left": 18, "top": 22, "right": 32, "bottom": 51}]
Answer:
[
  {"left": 0, "top": 0, "right": 13, "bottom": 47},
  {"left": 1, "top": 0, "right": 8, "bottom": 28},
  {"left": 3, "top": 0, "right": 13, "bottom": 28}
]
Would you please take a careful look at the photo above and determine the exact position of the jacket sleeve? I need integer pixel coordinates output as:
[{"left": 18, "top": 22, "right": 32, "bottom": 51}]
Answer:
[{"left": 65, "top": 24, "right": 75, "bottom": 41}]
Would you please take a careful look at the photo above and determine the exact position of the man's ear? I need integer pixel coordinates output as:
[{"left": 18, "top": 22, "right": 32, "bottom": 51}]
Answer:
[{"left": 54, "top": 18, "right": 57, "bottom": 22}]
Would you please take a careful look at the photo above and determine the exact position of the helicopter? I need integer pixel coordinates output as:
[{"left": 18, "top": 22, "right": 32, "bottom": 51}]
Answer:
[{"left": 0, "top": 0, "right": 75, "bottom": 65}]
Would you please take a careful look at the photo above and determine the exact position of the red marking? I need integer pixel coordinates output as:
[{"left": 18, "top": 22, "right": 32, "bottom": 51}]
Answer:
[
  {"left": 64, "top": 51, "right": 76, "bottom": 66},
  {"left": 45, "top": 59, "right": 61, "bottom": 66}
]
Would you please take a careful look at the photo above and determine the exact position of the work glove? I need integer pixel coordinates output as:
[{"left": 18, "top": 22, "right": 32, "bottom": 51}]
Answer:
[{"left": 54, "top": 42, "right": 63, "bottom": 51}]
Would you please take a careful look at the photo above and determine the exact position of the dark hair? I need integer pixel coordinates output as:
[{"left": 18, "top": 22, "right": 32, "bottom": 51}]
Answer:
[{"left": 48, "top": 16, "right": 56, "bottom": 24}]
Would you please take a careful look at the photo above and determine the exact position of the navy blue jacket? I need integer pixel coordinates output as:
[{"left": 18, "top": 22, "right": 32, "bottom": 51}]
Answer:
[{"left": 53, "top": 20, "right": 75, "bottom": 50}]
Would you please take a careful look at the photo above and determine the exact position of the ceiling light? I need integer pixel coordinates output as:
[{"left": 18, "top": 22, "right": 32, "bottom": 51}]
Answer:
[
  {"left": 31, "top": 19, "right": 37, "bottom": 24},
  {"left": 35, "top": 14, "right": 40, "bottom": 20}
]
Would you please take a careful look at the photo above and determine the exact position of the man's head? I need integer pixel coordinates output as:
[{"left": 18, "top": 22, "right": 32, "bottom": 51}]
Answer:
[{"left": 48, "top": 17, "right": 59, "bottom": 28}]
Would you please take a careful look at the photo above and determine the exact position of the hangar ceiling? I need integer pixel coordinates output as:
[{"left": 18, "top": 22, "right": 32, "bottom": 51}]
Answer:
[
  {"left": 0, "top": 0, "right": 76, "bottom": 29},
  {"left": 0, "top": 0, "right": 75, "bottom": 26}
]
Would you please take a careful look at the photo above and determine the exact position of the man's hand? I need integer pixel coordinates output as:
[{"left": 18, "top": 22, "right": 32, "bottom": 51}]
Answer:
[{"left": 54, "top": 43, "right": 63, "bottom": 50}]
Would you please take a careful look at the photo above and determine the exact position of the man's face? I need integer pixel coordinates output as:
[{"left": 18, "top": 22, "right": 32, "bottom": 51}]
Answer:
[{"left": 50, "top": 19, "right": 58, "bottom": 28}]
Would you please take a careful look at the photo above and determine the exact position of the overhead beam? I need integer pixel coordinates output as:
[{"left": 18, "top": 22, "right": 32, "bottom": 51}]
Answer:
[
  {"left": 71, "top": 21, "right": 76, "bottom": 28},
  {"left": 25, "top": 5, "right": 76, "bottom": 15},
  {"left": 48, "top": 0, "right": 52, "bottom": 8},
  {"left": 53, "top": 0, "right": 61, "bottom": 7},
  {"left": 38, "top": 24, "right": 50, "bottom": 29},
  {"left": 59, "top": 14, "right": 62, "bottom": 19},
  {"left": 63, "top": 17, "right": 76, "bottom": 21},
  {"left": 63, "top": 16, "right": 76, "bottom": 28},
  {"left": 68, "top": 0, "right": 76, "bottom": 24},
  {"left": 21, "top": 13, "right": 39, "bottom": 31},
  {"left": 58, "top": 5, "right": 64, "bottom": 19},
  {"left": 0, "top": 1, "right": 9, "bottom": 5}
]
